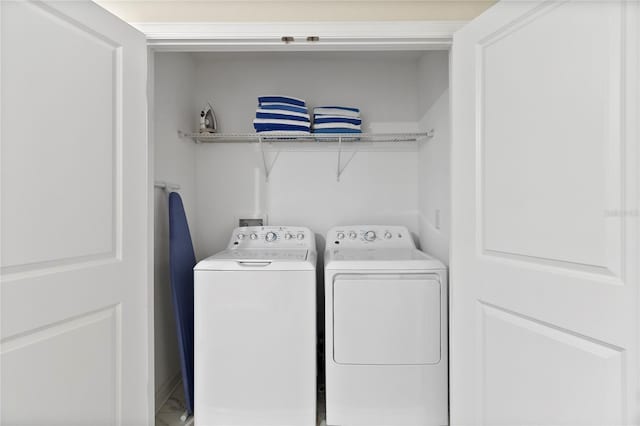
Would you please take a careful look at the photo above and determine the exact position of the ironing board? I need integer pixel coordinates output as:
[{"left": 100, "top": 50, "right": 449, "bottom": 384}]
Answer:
[{"left": 168, "top": 192, "right": 195, "bottom": 416}]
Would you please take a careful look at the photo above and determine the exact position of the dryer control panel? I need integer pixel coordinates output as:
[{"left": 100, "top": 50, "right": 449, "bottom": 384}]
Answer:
[
  {"left": 327, "top": 225, "right": 416, "bottom": 248},
  {"left": 228, "top": 226, "right": 315, "bottom": 249}
]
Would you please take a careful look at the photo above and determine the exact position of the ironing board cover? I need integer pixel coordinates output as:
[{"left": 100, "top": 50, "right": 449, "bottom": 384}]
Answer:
[{"left": 168, "top": 192, "right": 195, "bottom": 415}]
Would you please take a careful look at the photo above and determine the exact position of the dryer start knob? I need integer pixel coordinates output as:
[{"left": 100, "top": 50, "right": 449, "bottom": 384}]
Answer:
[
  {"left": 265, "top": 231, "right": 277, "bottom": 242},
  {"left": 364, "top": 231, "right": 376, "bottom": 242}
]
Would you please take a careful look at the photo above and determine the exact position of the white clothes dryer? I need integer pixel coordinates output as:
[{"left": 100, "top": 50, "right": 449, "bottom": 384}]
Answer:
[
  {"left": 324, "top": 226, "right": 448, "bottom": 426},
  {"left": 194, "top": 226, "right": 317, "bottom": 426}
]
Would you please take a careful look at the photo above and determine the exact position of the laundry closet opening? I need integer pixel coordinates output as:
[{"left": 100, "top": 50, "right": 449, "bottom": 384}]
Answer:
[{"left": 152, "top": 48, "right": 451, "bottom": 414}]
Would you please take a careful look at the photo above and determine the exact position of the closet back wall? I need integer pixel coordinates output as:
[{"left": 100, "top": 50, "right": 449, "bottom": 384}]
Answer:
[
  {"left": 189, "top": 51, "right": 424, "bottom": 256},
  {"left": 152, "top": 51, "right": 449, "bottom": 404}
]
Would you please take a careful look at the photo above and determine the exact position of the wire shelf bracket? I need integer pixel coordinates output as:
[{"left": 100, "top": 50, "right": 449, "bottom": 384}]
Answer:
[{"left": 258, "top": 136, "right": 281, "bottom": 182}]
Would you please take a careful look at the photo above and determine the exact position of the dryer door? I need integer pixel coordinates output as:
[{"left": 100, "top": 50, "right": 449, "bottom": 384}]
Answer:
[{"left": 333, "top": 273, "right": 441, "bottom": 365}]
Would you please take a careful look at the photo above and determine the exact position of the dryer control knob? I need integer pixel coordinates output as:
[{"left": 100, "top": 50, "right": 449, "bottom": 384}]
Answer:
[
  {"left": 297, "top": 233, "right": 305, "bottom": 240},
  {"left": 284, "top": 233, "right": 293, "bottom": 240},
  {"left": 364, "top": 231, "right": 376, "bottom": 242},
  {"left": 337, "top": 232, "right": 345, "bottom": 240},
  {"left": 237, "top": 233, "right": 245, "bottom": 240},
  {"left": 384, "top": 231, "right": 392, "bottom": 239},
  {"left": 250, "top": 233, "right": 258, "bottom": 240},
  {"left": 348, "top": 231, "right": 357, "bottom": 239},
  {"left": 265, "top": 231, "right": 277, "bottom": 242}
]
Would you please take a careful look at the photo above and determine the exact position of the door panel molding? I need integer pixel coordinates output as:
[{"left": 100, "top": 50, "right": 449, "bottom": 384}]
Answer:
[
  {"left": 30, "top": 0, "right": 122, "bottom": 49},
  {"left": 474, "top": 0, "right": 626, "bottom": 278},
  {"left": 1, "top": 0, "right": 127, "bottom": 274},
  {"left": 1, "top": 304, "right": 123, "bottom": 425},
  {"left": 1, "top": 304, "right": 121, "bottom": 352},
  {"left": 478, "top": 250, "right": 624, "bottom": 284},
  {"left": 478, "top": 301, "right": 624, "bottom": 358},
  {"left": 478, "top": 301, "right": 625, "bottom": 425}
]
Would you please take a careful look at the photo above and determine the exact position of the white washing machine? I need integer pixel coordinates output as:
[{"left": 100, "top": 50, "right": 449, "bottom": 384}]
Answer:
[
  {"left": 194, "top": 226, "right": 317, "bottom": 426},
  {"left": 324, "top": 225, "right": 448, "bottom": 426}
]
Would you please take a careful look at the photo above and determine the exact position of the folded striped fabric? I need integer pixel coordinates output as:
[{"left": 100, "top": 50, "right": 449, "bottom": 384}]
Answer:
[
  {"left": 257, "top": 130, "right": 312, "bottom": 136},
  {"left": 259, "top": 104, "right": 309, "bottom": 114},
  {"left": 253, "top": 115, "right": 311, "bottom": 132},
  {"left": 313, "top": 116, "right": 362, "bottom": 125},
  {"left": 257, "top": 108, "right": 309, "bottom": 119},
  {"left": 258, "top": 96, "right": 306, "bottom": 107},
  {"left": 313, "top": 122, "right": 360, "bottom": 131},
  {"left": 254, "top": 123, "right": 311, "bottom": 133},
  {"left": 254, "top": 118, "right": 310, "bottom": 128},
  {"left": 254, "top": 96, "right": 312, "bottom": 134},
  {"left": 313, "top": 128, "right": 362, "bottom": 134},
  {"left": 256, "top": 112, "right": 310, "bottom": 122},
  {"left": 313, "top": 106, "right": 360, "bottom": 118}
]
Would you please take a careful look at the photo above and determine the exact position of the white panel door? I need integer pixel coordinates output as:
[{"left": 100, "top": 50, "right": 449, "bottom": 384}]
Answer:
[
  {"left": 451, "top": 1, "right": 639, "bottom": 425},
  {"left": 1, "top": 1, "right": 149, "bottom": 425}
]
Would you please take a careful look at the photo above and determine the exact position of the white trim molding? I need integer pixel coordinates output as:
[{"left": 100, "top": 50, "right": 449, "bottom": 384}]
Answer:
[{"left": 134, "top": 21, "right": 465, "bottom": 51}]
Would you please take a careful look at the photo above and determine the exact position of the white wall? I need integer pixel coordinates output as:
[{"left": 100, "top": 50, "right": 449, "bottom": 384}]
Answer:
[
  {"left": 189, "top": 51, "right": 425, "bottom": 257},
  {"left": 417, "top": 51, "right": 450, "bottom": 264},
  {"left": 192, "top": 52, "right": 421, "bottom": 134},
  {"left": 153, "top": 52, "right": 198, "bottom": 406}
]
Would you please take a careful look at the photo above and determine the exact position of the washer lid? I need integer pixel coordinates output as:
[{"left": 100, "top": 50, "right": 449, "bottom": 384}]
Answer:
[
  {"left": 324, "top": 248, "right": 445, "bottom": 270},
  {"left": 195, "top": 248, "right": 315, "bottom": 271}
]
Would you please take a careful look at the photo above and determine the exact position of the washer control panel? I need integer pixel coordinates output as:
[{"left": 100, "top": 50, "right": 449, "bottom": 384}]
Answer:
[
  {"left": 229, "top": 226, "right": 314, "bottom": 249},
  {"left": 327, "top": 225, "right": 415, "bottom": 248}
]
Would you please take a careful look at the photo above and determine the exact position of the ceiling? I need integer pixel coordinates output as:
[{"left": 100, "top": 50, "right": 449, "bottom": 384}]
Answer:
[{"left": 95, "top": 0, "right": 495, "bottom": 23}]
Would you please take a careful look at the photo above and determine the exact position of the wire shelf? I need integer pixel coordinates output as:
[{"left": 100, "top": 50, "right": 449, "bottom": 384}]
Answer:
[
  {"left": 178, "top": 130, "right": 435, "bottom": 182},
  {"left": 180, "top": 131, "right": 433, "bottom": 144}
]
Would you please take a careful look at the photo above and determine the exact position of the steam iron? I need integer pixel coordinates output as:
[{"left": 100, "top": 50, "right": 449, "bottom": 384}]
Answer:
[{"left": 199, "top": 103, "right": 218, "bottom": 133}]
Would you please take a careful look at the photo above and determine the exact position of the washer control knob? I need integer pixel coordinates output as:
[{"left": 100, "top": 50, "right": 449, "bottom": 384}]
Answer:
[
  {"left": 237, "top": 233, "right": 245, "bottom": 240},
  {"left": 337, "top": 232, "right": 345, "bottom": 240},
  {"left": 348, "top": 231, "right": 357, "bottom": 240},
  {"left": 284, "top": 233, "right": 293, "bottom": 240},
  {"left": 384, "top": 231, "right": 392, "bottom": 239},
  {"left": 297, "top": 233, "right": 305, "bottom": 240},
  {"left": 250, "top": 233, "right": 258, "bottom": 240},
  {"left": 364, "top": 231, "right": 376, "bottom": 242},
  {"left": 265, "top": 231, "right": 277, "bottom": 242}
]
